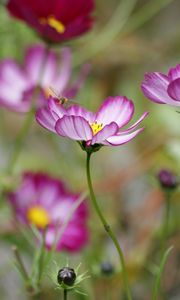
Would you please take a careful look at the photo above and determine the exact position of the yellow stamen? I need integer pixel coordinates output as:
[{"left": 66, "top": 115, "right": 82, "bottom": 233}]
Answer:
[
  {"left": 27, "top": 206, "right": 50, "bottom": 229},
  {"left": 44, "top": 87, "right": 55, "bottom": 98},
  {"left": 39, "top": 15, "right": 65, "bottom": 34},
  {"left": 90, "top": 121, "right": 103, "bottom": 135}
]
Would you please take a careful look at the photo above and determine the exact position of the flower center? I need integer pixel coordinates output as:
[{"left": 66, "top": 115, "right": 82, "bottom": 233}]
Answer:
[
  {"left": 27, "top": 205, "right": 50, "bottom": 228},
  {"left": 39, "top": 16, "right": 65, "bottom": 34},
  {"left": 90, "top": 121, "right": 103, "bottom": 135}
]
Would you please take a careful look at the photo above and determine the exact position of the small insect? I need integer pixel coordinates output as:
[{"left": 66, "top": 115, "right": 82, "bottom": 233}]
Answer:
[{"left": 48, "top": 87, "right": 76, "bottom": 108}]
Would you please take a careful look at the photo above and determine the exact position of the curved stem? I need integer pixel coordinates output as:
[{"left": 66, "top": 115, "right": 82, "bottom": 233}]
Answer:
[{"left": 86, "top": 152, "right": 132, "bottom": 300}]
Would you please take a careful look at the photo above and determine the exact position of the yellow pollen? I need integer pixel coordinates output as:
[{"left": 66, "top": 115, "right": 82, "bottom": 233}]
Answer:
[
  {"left": 39, "top": 15, "right": 65, "bottom": 34},
  {"left": 90, "top": 121, "right": 103, "bottom": 135},
  {"left": 27, "top": 206, "right": 50, "bottom": 229},
  {"left": 44, "top": 87, "right": 54, "bottom": 98}
]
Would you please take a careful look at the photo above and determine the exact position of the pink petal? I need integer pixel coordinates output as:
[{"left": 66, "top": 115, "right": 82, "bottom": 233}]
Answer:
[
  {"left": 119, "top": 112, "right": 149, "bottom": 134},
  {"left": 92, "top": 122, "right": 118, "bottom": 145},
  {"left": 48, "top": 97, "right": 67, "bottom": 119},
  {"left": 57, "top": 225, "right": 88, "bottom": 252},
  {"left": 55, "top": 115, "right": 93, "bottom": 141},
  {"left": 141, "top": 72, "right": 174, "bottom": 104},
  {"left": 25, "top": 44, "right": 57, "bottom": 87},
  {"left": 104, "top": 128, "right": 144, "bottom": 146},
  {"left": 0, "top": 59, "right": 28, "bottom": 88},
  {"left": 96, "top": 96, "right": 134, "bottom": 128},
  {"left": 50, "top": 201, "right": 73, "bottom": 222},
  {"left": 167, "top": 78, "right": 180, "bottom": 101},
  {"left": 67, "top": 104, "right": 95, "bottom": 122},
  {"left": 45, "top": 225, "right": 88, "bottom": 252},
  {"left": 53, "top": 48, "right": 72, "bottom": 93},
  {"left": 0, "top": 59, "right": 29, "bottom": 105},
  {"left": 168, "top": 64, "right": 180, "bottom": 81},
  {"left": 36, "top": 107, "right": 56, "bottom": 132}
]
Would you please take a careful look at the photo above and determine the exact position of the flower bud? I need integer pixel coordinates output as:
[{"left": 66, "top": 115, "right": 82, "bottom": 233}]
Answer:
[
  {"left": 158, "top": 169, "right": 178, "bottom": 189},
  {"left": 57, "top": 267, "right": 76, "bottom": 286},
  {"left": 101, "top": 262, "right": 114, "bottom": 275}
]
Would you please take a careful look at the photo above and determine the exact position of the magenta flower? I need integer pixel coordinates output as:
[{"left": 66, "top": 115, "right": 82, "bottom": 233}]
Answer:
[
  {"left": 7, "top": 0, "right": 95, "bottom": 43},
  {"left": 141, "top": 64, "right": 180, "bottom": 106},
  {"left": 36, "top": 96, "right": 148, "bottom": 147},
  {"left": 8, "top": 172, "right": 88, "bottom": 252},
  {"left": 0, "top": 44, "right": 89, "bottom": 113}
]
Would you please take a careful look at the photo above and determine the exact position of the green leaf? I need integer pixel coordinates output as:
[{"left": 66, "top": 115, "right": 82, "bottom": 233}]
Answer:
[{"left": 152, "top": 246, "right": 173, "bottom": 300}]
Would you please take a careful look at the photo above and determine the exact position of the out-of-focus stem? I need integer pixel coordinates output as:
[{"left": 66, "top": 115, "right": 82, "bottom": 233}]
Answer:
[
  {"left": 7, "top": 108, "right": 34, "bottom": 174},
  {"left": 86, "top": 152, "right": 132, "bottom": 300},
  {"left": 161, "top": 191, "right": 171, "bottom": 250},
  {"left": 64, "top": 289, "right": 67, "bottom": 300},
  {"left": 73, "top": 0, "right": 137, "bottom": 66},
  {"left": 12, "top": 245, "right": 29, "bottom": 281},
  {"left": 74, "top": 0, "right": 175, "bottom": 66},
  {"left": 123, "top": 0, "right": 175, "bottom": 35}
]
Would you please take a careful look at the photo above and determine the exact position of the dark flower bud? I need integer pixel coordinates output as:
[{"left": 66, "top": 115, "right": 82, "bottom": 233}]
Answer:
[
  {"left": 57, "top": 267, "right": 76, "bottom": 286},
  {"left": 101, "top": 262, "right": 114, "bottom": 275},
  {"left": 158, "top": 169, "right": 178, "bottom": 189}
]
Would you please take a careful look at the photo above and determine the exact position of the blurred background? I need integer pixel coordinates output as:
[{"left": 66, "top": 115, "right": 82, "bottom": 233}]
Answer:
[{"left": 0, "top": 0, "right": 180, "bottom": 299}]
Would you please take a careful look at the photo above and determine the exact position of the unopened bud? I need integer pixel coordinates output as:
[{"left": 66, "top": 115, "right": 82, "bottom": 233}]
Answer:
[
  {"left": 158, "top": 169, "right": 178, "bottom": 189},
  {"left": 101, "top": 262, "right": 114, "bottom": 275},
  {"left": 57, "top": 267, "right": 76, "bottom": 286}
]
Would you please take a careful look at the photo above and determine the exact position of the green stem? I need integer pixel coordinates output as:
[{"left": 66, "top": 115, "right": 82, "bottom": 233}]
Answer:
[
  {"left": 37, "top": 228, "right": 47, "bottom": 288},
  {"left": 12, "top": 246, "right": 36, "bottom": 295},
  {"left": 161, "top": 191, "right": 171, "bottom": 249},
  {"left": 86, "top": 152, "right": 132, "bottom": 300},
  {"left": 12, "top": 245, "right": 29, "bottom": 282},
  {"left": 64, "top": 289, "right": 67, "bottom": 300},
  {"left": 7, "top": 109, "right": 34, "bottom": 174}
]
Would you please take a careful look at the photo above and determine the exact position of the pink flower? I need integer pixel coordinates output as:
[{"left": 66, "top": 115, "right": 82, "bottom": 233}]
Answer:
[
  {"left": 8, "top": 172, "right": 88, "bottom": 252},
  {"left": 7, "top": 0, "right": 95, "bottom": 43},
  {"left": 36, "top": 96, "right": 148, "bottom": 147},
  {"left": 141, "top": 64, "right": 180, "bottom": 106},
  {"left": 0, "top": 44, "right": 89, "bottom": 113}
]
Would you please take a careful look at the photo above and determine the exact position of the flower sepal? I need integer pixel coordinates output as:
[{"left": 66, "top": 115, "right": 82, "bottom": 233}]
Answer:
[{"left": 79, "top": 141, "right": 103, "bottom": 154}]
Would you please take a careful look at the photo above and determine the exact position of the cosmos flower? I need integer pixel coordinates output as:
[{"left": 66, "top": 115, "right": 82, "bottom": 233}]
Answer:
[
  {"left": 36, "top": 96, "right": 148, "bottom": 147},
  {"left": 7, "top": 0, "right": 95, "bottom": 43},
  {"left": 0, "top": 44, "right": 89, "bottom": 113},
  {"left": 141, "top": 64, "right": 180, "bottom": 106},
  {"left": 8, "top": 172, "right": 88, "bottom": 252}
]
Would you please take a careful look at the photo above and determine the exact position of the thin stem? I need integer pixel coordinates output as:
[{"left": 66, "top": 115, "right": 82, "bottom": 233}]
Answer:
[
  {"left": 7, "top": 109, "right": 34, "bottom": 174},
  {"left": 161, "top": 191, "right": 171, "bottom": 250},
  {"left": 12, "top": 245, "right": 29, "bottom": 281},
  {"left": 12, "top": 246, "right": 39, "bottom": 296},
  {"left": 37, "top": 228, "right": 47, "bottom": 287},
  {"left": 86, "top": 153, "right": 132, "bottom": 300},
  {"left": 64, "top": 289, "right": 67, "bottom": 300}
]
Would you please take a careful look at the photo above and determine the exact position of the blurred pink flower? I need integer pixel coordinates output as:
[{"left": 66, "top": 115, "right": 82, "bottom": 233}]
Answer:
[
  {"left": 141, "top": 64, "right": 180, "bottom": 106},
  {"left": 36, "top": 96, "right": 148, "bottom": 147},
  {"left": 8, "top": 172, "right": 88, "bottom": 252},
  {"left": 7, "top": 0, "right": 95, "bottom": 43},
  {"left": 0, "top": 44, "right": 89, "bottom": 113}
]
